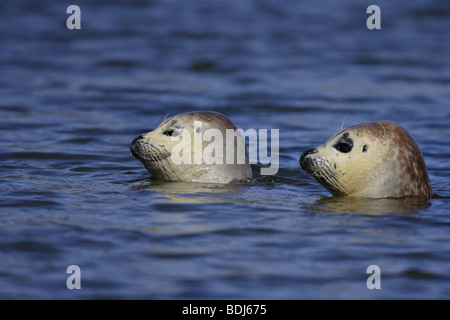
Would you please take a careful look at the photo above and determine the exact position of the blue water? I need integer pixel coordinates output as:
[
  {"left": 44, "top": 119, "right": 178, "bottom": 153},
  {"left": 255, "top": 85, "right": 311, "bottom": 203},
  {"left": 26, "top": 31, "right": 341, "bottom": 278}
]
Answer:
[{"left": 1, "top": 0, "right": 449, "bottom": 299}]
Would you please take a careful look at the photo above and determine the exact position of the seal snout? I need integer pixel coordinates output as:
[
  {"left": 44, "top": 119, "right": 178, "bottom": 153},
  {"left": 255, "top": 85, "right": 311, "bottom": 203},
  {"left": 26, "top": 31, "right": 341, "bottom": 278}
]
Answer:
[
  {"left": 300, "top": 148, "right": 318, "bottom": 170},
  {"left": 130, "top": 135, "right": 144, "bottom": 158}
]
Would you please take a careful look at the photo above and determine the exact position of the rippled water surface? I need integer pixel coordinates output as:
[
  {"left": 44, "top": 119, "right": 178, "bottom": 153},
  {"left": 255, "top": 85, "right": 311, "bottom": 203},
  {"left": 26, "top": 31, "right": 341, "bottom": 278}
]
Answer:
[{"left": 1, "top": 0, "right": 450, "bottom": 299}]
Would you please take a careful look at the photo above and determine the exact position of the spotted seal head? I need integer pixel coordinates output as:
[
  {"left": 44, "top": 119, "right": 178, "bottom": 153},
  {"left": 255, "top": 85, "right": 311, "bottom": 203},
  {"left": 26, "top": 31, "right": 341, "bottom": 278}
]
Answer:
[
  {"left": 300, "top": 121, "right": 433, "bottom": 198},
  {"left": 130, "top": 111, "right": 252, "bottom": 183}
]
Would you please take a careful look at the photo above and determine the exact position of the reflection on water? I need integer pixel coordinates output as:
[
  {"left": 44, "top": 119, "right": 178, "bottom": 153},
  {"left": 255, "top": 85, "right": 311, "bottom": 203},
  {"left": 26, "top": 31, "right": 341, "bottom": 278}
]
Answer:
[
  {"left": 130, "top": 177, "right": 251, "bottom": 204},
  {"left": 307, "top": 196, "right": 432, "bottom": 215}
]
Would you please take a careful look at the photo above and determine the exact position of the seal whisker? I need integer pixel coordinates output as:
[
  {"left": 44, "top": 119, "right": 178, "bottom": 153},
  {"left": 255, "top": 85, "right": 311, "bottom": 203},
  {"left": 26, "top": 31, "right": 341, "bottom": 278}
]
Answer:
[
  {"left": 317, "top": 169, "right": 346, "bottom": 196},
  {"left": 340, "top": 113, "right": 350, "bottom": 130},
  {"left": 323, "top": 169, "right": 347, "bottom": 194}
]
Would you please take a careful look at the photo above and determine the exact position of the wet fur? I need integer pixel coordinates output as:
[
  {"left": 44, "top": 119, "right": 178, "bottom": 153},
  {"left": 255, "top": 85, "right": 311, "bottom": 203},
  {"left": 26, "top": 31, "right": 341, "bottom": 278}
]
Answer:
[{"left": 300, "top": 121, "right": 433, "bottom": 198}]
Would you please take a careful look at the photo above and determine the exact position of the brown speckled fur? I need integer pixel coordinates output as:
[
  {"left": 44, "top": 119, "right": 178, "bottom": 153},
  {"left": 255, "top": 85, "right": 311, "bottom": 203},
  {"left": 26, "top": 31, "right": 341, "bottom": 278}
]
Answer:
[{"left": 301, "top": 121, "right": 433, "bottom": 198}]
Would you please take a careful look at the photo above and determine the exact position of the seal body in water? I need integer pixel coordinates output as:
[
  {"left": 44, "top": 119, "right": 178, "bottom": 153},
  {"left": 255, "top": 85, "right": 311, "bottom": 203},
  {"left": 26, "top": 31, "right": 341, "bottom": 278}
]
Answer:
[
  {"left": 130, "top": 111, "right": 252, "bottom": 183},
  {"left": 300, "top": 121, "right": 433, "bottom": 198}
]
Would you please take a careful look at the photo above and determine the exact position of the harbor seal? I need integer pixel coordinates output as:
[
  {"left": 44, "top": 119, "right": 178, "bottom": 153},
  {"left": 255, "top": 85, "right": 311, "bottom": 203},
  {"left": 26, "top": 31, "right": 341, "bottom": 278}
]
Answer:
[
  {"left": 130, "top": 111, "right": 252, "bottom": 183},
  {"left": 300, "top": 121, "right": 433, "bottom": 198}
]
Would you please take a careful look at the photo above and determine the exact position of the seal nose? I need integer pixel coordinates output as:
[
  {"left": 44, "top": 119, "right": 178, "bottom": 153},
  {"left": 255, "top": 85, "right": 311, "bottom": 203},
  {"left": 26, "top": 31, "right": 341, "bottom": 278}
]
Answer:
[
  {"left": 131, "top": 135, "right": 143, "bottom": 146},
  {"left": 130, "top": 135, "right": 144, "bottom": 158},
  {"left": 300, "top": 148, "right": 318, "bottom": 168}
]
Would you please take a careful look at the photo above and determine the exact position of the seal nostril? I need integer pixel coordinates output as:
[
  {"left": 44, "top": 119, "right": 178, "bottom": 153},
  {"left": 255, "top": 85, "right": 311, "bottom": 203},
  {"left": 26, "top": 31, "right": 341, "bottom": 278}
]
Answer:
[
  {"left": 300, "top": 148, "right": 318, "bottom": 163},
  {"left": 300, "top": 148, "right": 318, "bottom": 171},
  {"left": 307, "top": 148, "right": 318, "bottom": 155},
  {"left": 131, "top": 135, "right": 143, "bottom": 145}
]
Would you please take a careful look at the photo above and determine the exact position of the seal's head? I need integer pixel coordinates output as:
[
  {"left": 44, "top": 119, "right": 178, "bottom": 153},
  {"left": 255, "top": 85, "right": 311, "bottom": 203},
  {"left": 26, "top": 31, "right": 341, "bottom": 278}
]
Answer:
[
  {"left": 300, "top": 121, "right": 433, "bottom": 198},
  {"left": 130, "top": 111, "right": 252, "bottom": 183}
]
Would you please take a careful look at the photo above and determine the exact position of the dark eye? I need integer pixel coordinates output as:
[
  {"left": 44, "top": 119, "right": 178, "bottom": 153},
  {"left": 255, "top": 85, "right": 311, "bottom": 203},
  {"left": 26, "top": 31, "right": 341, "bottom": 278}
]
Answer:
[
  {"left": 336, "top": 143, "right": 352, "bottom": 153},
  {"left": 363, "top": 145, "right": 368, "bottom": 152},
  {"left": 163, "top": 129, "right": 174, "bottom": 136}
]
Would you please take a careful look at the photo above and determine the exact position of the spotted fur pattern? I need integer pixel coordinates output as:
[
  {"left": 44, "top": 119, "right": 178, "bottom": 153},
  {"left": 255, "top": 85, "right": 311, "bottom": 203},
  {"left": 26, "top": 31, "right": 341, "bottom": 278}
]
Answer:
[{"left": 300, "top": 121, "right": 433, "bottom": 198}]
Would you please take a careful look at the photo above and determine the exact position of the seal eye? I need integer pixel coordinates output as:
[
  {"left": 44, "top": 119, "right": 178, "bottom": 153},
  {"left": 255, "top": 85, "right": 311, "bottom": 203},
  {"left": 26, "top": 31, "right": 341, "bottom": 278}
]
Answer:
[
  {"left": 163, "top": 129, "right": 174, "bottom": 136},
  {"left": 333, "top": 134, "right": 353, "bottom": 153},
  {"left": 363, "top": 145, "right": 368, "bottom": 152},
  {"left": 336, "top": 142, "right": 352, "bottom": 153}
]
